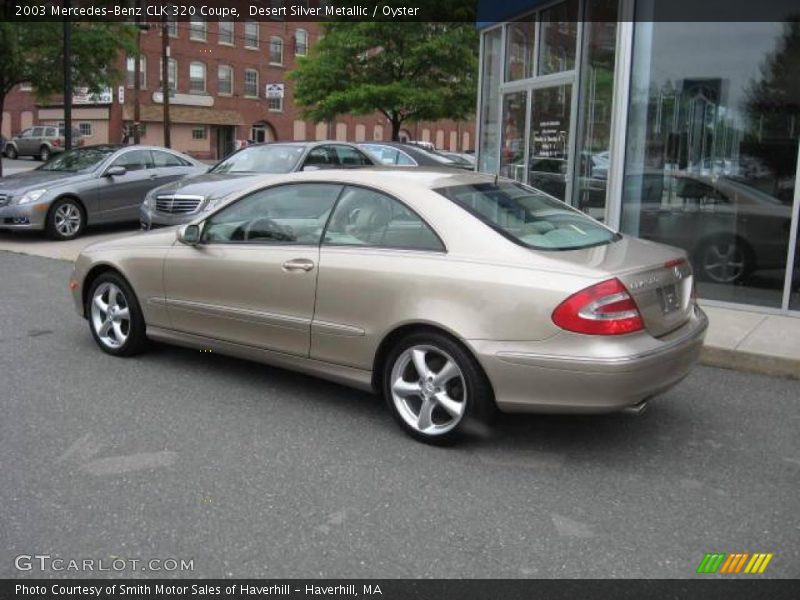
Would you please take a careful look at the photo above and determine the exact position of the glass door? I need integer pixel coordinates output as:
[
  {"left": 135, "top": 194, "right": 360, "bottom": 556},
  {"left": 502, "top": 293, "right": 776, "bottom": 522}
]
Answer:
[
  {"left": 499, "top": 91, "right": 528, "bottom": 182},
  {"left": 528, "top": 83, "right": 574, "bottom": 202}
]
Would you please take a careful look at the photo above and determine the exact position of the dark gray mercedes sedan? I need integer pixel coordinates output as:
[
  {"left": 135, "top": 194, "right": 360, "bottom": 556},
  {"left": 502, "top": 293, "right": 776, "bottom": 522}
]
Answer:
[
  {"left": 139, "top": 141, "right": 375, "bottom": 230},
  {"left": 0, "top": 145, "right": 205, "bottom": 240}
]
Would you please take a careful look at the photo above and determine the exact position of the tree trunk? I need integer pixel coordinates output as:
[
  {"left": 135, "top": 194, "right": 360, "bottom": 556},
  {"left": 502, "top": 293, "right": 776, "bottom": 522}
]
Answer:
[{"left": 390, "top": 116, "right": 402, "bottom": 142}]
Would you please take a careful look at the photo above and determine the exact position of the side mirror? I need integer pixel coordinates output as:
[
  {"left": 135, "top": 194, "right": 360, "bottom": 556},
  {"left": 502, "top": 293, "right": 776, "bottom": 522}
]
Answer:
[
  {"left": 105, "top": 165, "right": 127, "bottom": 177},
  {"left": 177, "top": 223, "right": 202, "bottom": 246}
]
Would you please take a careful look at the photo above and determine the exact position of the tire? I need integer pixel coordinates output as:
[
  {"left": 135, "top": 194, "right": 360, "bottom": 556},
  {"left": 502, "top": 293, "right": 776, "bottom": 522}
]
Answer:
[
  {"left": 86, "top": 272, "right": 148, "bottom": 357},
  {"left": 695, "top": 236, "right": 753, "bottom": 284},
  {"left": 39, "top": 145, "right": 50, "bottom": 162},
  {"left": 46, "top": 197, "right": 85, "bottom": 240},
  {"left": 383, "top": 331, "right": 494, "bottom": 445},
  {"left": 5, "top": 145, "right": 17, "bottom": 160}
]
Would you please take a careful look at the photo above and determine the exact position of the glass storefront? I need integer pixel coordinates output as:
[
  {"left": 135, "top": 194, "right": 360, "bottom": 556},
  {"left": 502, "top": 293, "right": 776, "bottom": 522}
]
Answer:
[
  {"left": 476, "top": 0, "right": 800, "bottom": 315},
  {"left": 622, "top": 15, "right": 799, "bottom": 309}
]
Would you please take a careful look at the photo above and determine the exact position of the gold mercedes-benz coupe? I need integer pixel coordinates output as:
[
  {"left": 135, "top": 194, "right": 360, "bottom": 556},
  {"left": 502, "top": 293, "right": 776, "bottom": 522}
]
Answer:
[{"left": 70, "top": 168, "right": 708, "bottom": 443}]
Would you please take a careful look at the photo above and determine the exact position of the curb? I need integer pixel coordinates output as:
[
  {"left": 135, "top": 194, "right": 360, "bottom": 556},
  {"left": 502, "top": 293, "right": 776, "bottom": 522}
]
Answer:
[{"left": 700, "top": 346, "right": 800, "bottom": 380}]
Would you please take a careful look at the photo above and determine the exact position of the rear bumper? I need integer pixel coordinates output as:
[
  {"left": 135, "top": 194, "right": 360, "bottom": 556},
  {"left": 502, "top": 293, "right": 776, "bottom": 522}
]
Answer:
[{"left": 469, "top": 306, "right": 708, "bottom": 413}]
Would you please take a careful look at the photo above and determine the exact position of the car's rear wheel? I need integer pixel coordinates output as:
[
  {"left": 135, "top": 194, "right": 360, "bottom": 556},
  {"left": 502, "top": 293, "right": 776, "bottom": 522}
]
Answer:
[
  {"left": 383, "top": 332, "right": 493, "bottom": 444},
  {"left": 46, "top": 198, "right": 85, "bottom": 240},
  {"left": 5, "top": 145, "right": 17, "bottom": 159},
  {"left": 87, "top": 273, "right": 148, "bottom": 357},
  {"left": 39, "top": 145, "right": 50, "bottom": 162}
]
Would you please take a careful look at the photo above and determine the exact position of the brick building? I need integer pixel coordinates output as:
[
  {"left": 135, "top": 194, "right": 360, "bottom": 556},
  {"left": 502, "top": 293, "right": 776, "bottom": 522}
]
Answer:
[{"left": 1, "top": 19, "right": 475, "bottom": 160}]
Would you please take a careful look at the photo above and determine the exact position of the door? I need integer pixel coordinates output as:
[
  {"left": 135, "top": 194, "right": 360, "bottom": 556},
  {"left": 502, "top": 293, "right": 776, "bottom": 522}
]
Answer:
[
  {"left": 19, "top": 127, "right": 42, "bottom": 155},
  {"left": 312, "top": 185, "right": 446, "bottom": 369},
  {"left": 150, "top": 149, "right": 198, "bottom": 187},
  {"left": 527, "top": 83, "right": 573, "bottom": 202},
  {"left": 95, "top": 149, "right": 157, "bottom": 222},
  {"left": 163, "top": 183, "right": 344, "bottom": 356}
]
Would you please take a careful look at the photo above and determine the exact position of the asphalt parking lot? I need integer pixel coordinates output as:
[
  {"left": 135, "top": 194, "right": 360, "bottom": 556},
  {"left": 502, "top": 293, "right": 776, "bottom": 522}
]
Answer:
[{"left": 1, "top": 250, "right": 799, "bottom": 579}]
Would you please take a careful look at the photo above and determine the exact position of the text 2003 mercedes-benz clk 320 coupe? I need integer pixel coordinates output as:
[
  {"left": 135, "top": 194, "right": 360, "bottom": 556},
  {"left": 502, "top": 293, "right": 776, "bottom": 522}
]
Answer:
[{"left": 70, "top": 168, "right": 707, "bottom": 444}]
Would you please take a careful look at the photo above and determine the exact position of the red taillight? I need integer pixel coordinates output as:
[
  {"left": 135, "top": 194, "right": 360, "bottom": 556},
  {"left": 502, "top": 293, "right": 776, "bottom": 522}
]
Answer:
[
  {"left": 53, "top": 138, "right": 61, "bottom": 147},
  {"left": 552, "top": 278, "right": 644, "bottom": 336}
]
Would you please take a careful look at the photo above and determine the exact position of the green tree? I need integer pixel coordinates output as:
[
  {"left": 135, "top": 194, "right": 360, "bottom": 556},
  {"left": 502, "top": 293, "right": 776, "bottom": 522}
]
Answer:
[
  {"left": 290, "top": 19, "right": 479, "bottom": 141},
  {"left": 0, "top": 21, "right": 135, "bottom": 176}
]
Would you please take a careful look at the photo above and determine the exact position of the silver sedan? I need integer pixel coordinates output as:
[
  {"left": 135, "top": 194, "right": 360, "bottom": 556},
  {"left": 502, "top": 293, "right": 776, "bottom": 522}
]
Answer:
[{"left": 0, "top": 145, "right": 206, "bottom": 240}]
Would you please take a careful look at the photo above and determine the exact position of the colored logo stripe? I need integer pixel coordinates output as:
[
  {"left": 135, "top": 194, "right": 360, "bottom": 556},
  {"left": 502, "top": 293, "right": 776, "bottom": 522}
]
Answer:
[
  {"left": 697, "top": 552, "right": 773, "bottom": 574},
  {"left": 697, "top": 553, "right": 726, "bottom": 573}
]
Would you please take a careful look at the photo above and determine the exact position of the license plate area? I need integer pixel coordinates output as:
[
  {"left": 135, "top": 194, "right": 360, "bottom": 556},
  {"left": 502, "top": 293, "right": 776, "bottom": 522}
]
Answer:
[{"left": 657, "top": 284, "right": 680, "bottom": 314}]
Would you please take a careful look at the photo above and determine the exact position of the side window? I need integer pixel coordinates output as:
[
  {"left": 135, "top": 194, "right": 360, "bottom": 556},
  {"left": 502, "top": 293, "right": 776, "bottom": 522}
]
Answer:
[
  {"left": 324, "top": 186, "right": 444, "bottom": 252},
  {"left": 111, "top": 149, "right": 155, "bottom": 171},
  {"left": 395, "top": 150, "right": 416, "bottom": 166},
  {"left": 203, "top": 183, "right": 343, "bottom": 245},
  {"left": 302, "top": 146, "right": 338, "bottom": 169},
  {"left": 334, "top": 145, "right": 371, "bottom": 167},
  {"left": 45, "top": 127, "right": 57, "bottom": 137},
  {"left": 151, "top": 150, "right": 189, "bottom": 167},
  {"left": 31, "top": 127, "right": 44, "bottom": 137},
  {"left": 19, "top": 129, "right": 32, "bottom": 138}
]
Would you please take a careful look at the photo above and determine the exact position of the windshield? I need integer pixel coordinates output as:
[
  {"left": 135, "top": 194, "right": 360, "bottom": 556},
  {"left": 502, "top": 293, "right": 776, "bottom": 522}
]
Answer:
[
  {"left": 38, "top": 147, "right": 117, "bottom": 172},
  {"left": 211, "top": 145, "right": 305, "bottom": 174},
  {"left": 435, "top": 182, "right": 619, "bottom": 250}
]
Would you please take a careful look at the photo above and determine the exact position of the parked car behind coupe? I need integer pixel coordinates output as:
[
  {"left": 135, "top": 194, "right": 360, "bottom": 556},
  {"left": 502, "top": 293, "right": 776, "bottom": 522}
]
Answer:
[
  {"left": 4, "top": 125, "right": 85, "bottom": 161},
  {"left": 71, "top": 168, "right": 707, "bottom": 444},
  {"left": 0, "top": 145, "right": 205, "bottom": 240},
  {"left": 140, "top": 141, "right": 375, "bottom": 230},
  {"left": 359, "top": 142, "right": 471, "bottom": 170}
]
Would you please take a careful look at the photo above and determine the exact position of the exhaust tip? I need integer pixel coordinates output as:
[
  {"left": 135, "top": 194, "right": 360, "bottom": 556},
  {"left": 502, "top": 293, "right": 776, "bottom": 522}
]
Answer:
[{"left": 622, "top": 399, "right": 649, "bottom": 416}]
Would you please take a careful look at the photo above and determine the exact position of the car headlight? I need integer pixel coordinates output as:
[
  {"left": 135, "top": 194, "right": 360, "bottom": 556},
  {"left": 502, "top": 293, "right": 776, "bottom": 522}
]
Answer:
[
  {"left": 143, "top": 191, "right": 156, "bottom": 209},
  {"left": 17, "top": 189, "right": 48, "bottom": 205}
]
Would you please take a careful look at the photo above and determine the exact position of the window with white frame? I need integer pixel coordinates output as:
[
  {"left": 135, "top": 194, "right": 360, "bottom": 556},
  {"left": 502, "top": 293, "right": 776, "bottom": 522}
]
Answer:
[
  {"left": 126, "top": 55, "right": 146, "bottom": 88},
  {"left": 189, "top": 18, "right": 207, "bottom": 41},
  {"left": 166, "top": 15, "right": 178, "bottom": 37},
  {"left": 244, "top": 21, "right": 259, "bottom": 49},
  {"left": 218, "top": 20, "right": 234, "bottom": 45},
  {"left": 244, "top": 69, "right": 259, "bottom": 97},
  {"left": 78, "top": 122, "right": 93, "bottom": 137},
  {"left": 192, "top": 127, "right": 207, "bottom": 140},
  {"left": 269, "top": 36, "right": 284, "bottom": 65},
  {"left": 268, "top": 96, "right": 283, "bottom": 112},
  {"left": 218, "top": 65, "right": 233, "bottom": 95},
  {"left": 295, "top": 29, "right": 308, "bottom": 56},
  {"left": 189, "top": 62, "right": 206, "bottom": 93},
  {"left": 159, "top": 58, "right": 178, "bottom": 92},
  {"left": 19, "top": 82, "right": 33, "bottom": 92}
]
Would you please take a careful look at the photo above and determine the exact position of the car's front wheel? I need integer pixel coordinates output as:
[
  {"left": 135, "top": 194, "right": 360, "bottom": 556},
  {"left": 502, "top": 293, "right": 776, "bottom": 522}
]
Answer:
[
  {"left": 383, "top": 332, "right": 494, "bottom": 444},
  {"left": 87, "top": 273, "right": 148, "bottom": 356},
  {"left": 46, "top": 198, "right": 85, "bottom": 240},
  {"left": 5, "top": 145, "right": 17, "bottom": 159}
]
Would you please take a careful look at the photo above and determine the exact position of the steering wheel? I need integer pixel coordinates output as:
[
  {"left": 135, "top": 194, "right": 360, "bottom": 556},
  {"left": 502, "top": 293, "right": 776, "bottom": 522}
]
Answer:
[{"left": 242, "top": 216, "right": 293, "bottom": 242}]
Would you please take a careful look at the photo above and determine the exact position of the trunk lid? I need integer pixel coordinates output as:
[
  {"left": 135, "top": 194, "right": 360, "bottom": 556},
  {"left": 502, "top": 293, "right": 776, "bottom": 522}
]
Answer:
[{"left": 549, "top": 235, "right": 695, "bottom": 337}]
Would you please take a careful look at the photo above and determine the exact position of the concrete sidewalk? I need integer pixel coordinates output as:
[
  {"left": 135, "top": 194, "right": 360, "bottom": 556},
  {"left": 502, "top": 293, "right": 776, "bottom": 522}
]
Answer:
[
  {"left": 700, "top": 305, "right": 800, "bottom": 379},
  {"left": 0, "top": 229, "right": 798, "bottom": 380}
]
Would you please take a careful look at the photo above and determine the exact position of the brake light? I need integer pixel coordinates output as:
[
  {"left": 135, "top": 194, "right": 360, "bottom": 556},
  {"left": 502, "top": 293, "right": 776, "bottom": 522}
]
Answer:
[
  {"left": 53, "top": 139, "right": 61, "bottom": 147},
  {"left": 552, "top": 278, "right": 644, "bottom": 335},
  {"left": 664, "top": 258, "right": 686, "bottom": 269}
]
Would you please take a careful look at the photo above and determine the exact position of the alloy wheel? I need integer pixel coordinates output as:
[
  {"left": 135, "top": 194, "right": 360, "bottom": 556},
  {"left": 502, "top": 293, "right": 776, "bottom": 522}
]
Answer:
[
  {"left": 701, "top": 241, "right": 745, "bottom": 283},
  {"left": 390, "top": 344, "right": 467, "bottom": 436},
  {"left": 54, "top": 203, "right": 82, "bottom": 238},
  {"left": 90, "top": 282, "right": 131, "bottom": 349}
]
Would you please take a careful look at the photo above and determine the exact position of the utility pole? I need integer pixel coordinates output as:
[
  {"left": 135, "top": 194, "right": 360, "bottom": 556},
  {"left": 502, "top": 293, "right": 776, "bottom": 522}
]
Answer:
[
  {"left": 161, "top": 12, "right": 171, "bottom": 148},
  {"left": 63, "top": 0, "right": 72, "bottom": 152},
  {"left": 133, "top": 0, "right": 143, "bottom": 144}
]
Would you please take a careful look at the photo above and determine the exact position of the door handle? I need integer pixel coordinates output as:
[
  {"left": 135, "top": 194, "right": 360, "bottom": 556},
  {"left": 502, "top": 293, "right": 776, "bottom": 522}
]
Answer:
[{"left": 282, "top": 258, "right": 315, "bottom": 272}]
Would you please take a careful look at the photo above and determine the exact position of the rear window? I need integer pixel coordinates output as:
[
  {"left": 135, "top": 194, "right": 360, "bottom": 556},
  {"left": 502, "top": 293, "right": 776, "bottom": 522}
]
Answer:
[{"left": 435, "top": 182, "right": 619, "bottom": 251}]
